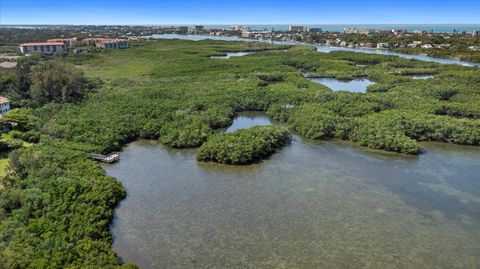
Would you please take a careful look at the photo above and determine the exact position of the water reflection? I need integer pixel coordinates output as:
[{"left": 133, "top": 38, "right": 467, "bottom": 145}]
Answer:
[
  {"left": 226, "top": 111, "right": 272, "bottom": 132},
  {"left": 107, "top": 113, "right": 480, "bottom": 269},
  {"left": 210, "top": 52, "right": 253, "bottom": 59},
  {"left": 307, "top": 77, "right": 375, "bottom": 93}
]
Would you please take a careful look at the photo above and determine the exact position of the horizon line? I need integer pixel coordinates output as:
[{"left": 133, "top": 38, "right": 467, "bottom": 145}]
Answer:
[{"left": 2, "top": 23, "right": 480, "bottom": 26}]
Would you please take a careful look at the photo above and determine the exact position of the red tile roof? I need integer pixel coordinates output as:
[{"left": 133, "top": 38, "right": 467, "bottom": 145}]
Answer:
[
  {"left": 0, "top": 96, "right": 9, "bottom": 104},
  {"left": 98, "top": 39, "right": 127, "bottom": 44},
  {"left": 83, "top": 38, "right": 107, "bottom": 41},
  {"left": 20, "top": 42, "right": 65, "bottom": 46}
]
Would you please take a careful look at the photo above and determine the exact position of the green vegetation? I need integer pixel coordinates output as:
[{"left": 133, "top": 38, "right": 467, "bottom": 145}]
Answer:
[
  {"left": 396, "top": 47, "right": 480, "bottom": 64},
  {"left": 197, "top": 126, "right": 290, "bottom": 164},
  {"left": 0, "top": 39, "right": 479, "bottom": 268},
  {"left": 303, "top": 31, "right": 480, "bottom": 63},
  {"left": 1, "top": 56, "right": 93, "bottom": 108},
  {"left": 0, "top": 145, "right": 127, "bottom": 268}
]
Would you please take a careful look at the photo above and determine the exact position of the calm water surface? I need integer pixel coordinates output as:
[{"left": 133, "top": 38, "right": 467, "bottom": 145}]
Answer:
[
  {"left": 226, "top": 112, "right": 271, "bottom": 132},
  {"left": 106, "top": 113, "right": 480, "bottom": 269},
  {"left": 210, "top": 52, "right": 252, "bottom": 59},
  {"left": 307, "top": 77, "right": 375, "bottom": 93}
]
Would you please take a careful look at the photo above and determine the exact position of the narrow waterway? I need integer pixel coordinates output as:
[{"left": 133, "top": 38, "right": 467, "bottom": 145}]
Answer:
[
  {"left": 152, "top": 34, "right": 480, "bottom": 67},
  {"left": 106, "top": 112, "right": 480, "bottom": 269},
  {"left": 307, "top": 77, "right": 375, "bottom": 93},
  {"left": 210, "top": 52, "right": 253, "bottom": 59}
]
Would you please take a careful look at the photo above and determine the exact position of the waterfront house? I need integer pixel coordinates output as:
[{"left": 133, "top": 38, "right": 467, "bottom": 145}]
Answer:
[
  {"left": 19, "top": 42, "right": 66, "bottom": 54},
  {"left": 376, "top": 43, "right": 389, "bottom": 49},
  {"left": 436, "top": 43, "right": 451, "bottom": 49},
  {"left": 0, "top": 97, "right": 10, "bottom": 115},
  {"left": 96, "top": 39, "right": 129, "bottom": 49},
  {"left": 241, "top": 31, "right": 255, "bottom": 38},
  {"left": 421, "top": 44, "right": 434, "bottom": 49}
]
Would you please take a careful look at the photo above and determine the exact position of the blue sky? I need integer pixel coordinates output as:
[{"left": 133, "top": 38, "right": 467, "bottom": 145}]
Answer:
[{"left": 1, "top": 0, "right": 479, "bottom": 25}]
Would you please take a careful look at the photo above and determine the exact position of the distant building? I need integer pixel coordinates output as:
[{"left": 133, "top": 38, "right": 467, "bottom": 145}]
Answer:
[
  {"left": 344, "top": 28, "right": 371, "bottom": 35},
  {"left": 436, "top": 43, "right": 451, "bottom": 49},
  {"left": 376, "top": 42, "right": 389, "bottom": 49},
  {"left": 473, "top": 31, "right": 480, "bottom": 37},
  {"left": 176, "top": 26, "right": 189, "bottom": 33},
  {"left": 289, "top": 25, "right": 306, "bottom": 32},
  {"left": 231, "top": 25, "right": 243, "bottom": 31},
  {"left": 407, "top": 41, "right": 422, "bottom": 48},
  {"left": 358, "top": 42, "right": 374, "bottom": 48},
  {"left": 19, "top": 42, "right": 66, "bottom": 54},
  {"left": 0, "top": 97, "right": 10, "bottom": 115},
  {"left": 82, "top": 38, "right": 108, "bottom": 46},
  {"left": 309, "top": 28, "right": 322, "bottom": 33},
  {"left": 189, "top": 25, "right": 204, "bottom": 33},
  {"left": 468, "top": 46, "right": 480, "bottom": 51},
  {"left": 413, "top": 29, "right": 427, "bottom": 35},
  {"left": 421, "top": 44, "right": 434, "bottom": 49},
  {"left": 391, "top": 29, "right": 407, "bottom": 36},
  {"left": 241, "top": 31, "right": 255, "bottom": 38},
  {"left": 47, "top": 38, "right": 77, "bottom": 46},
  {"left": 96, "top": 39, "right": 129, "bottom": 49}
]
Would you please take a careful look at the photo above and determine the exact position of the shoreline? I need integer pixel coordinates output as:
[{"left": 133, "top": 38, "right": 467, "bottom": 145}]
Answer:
[{"left": 150, "top": 33, "right": 480, "bottom": 67}]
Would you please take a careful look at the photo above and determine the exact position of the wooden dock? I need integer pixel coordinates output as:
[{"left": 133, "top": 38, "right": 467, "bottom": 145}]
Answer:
[{"left": 92, "top": 152, "right": 120, "bottom": 163}]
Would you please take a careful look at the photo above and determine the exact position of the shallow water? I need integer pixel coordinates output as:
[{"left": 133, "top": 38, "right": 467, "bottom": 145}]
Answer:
[
  {"left": 152, "top": 34, "right": 480, "bottom": 68},
  {"left": 210, "top": 52, "right": 252, "bottom": 59},
  {"left": 307, "top": 77, "right": 375, "bottom": 93},
  {"left": 107, "top": 113, "right": 480, "bottom": 269},
  {"left": 411, "top": 75, "right": 435, "bottom": 80},
  {"left": 226, "top": 111, "right": 272, "bottom": 132}
]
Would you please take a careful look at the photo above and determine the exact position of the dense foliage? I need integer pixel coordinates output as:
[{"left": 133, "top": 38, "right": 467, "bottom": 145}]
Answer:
[
  {"left": 0, "top": 39, "right": 479, "bottom": 267},
  {"left": 0, "top": 145, "right": 129, "bottom": 268},
  {"left": 1, "top": 57, "right": 92, "bottom": 108},
  {"left": 197, "top": 126, "right": 291, "bottom": 164}
]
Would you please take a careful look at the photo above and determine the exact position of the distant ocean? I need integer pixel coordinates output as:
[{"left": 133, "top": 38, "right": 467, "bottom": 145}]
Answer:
[{"left": 203, "top": 24, "right": 480, "bottom": 33}]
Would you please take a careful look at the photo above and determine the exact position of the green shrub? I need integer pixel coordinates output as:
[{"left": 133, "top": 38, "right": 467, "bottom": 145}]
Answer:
[
  {"left": 160, "top": 118, "right": 213, "bottom": 148},
  {"left": 197, "top": 126, "right": 291, "bottom": 165}
]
